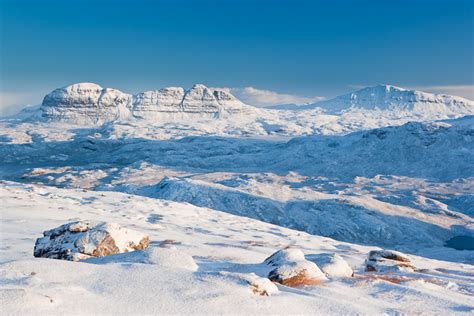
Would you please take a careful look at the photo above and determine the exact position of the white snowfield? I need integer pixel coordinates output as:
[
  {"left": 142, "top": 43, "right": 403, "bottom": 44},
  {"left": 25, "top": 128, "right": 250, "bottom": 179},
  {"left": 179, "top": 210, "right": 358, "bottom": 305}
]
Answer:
[
  {"left": 1, "top": 182, "right": 473, "bottom": 314},
  {"left": 0, "top": 83, "right": 473, "bottom": 314}
]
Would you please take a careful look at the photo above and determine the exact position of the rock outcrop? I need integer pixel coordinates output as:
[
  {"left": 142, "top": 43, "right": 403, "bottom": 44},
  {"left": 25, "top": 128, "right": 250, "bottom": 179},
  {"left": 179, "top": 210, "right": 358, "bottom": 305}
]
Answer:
[
  {"left": 263, "top": 248, "right": 326, "bottom": 287},
  {"left": 41, "top": 83, "right": 133, "bottom": 124},
  {"left": 33, "top": 221, "right": 149, "bottom": 261},
  {"left": 41, "top": 83, "right": 249, "bottom": 123},
  {"left": 365, "top": 249, "right": 416, "bottom": 272}
]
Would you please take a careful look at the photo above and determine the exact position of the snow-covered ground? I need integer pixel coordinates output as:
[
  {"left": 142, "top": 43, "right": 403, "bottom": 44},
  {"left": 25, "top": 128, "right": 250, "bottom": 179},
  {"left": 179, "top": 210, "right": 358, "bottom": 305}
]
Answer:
[
  {"left": 0, "top": 84, "right": 473, "bottom": 314},
  {"left": 1, "top": 181, "right": 473, "bottom": 314}
]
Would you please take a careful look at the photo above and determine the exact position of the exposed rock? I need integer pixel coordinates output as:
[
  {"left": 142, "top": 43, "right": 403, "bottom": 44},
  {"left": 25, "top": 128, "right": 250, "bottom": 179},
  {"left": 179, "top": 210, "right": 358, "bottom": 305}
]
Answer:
[
  {"left": 308, "top": 253, "right": 353, "bottom": 278},
  {"left": 132, "top": 87, "right": 186, "bottom": 118},
  {"left": 41, "top": 83, "right": 133, "bottom": 124},
  {"left": 181, "top": 84, "right": 222, "bottom": 113},
  {"left": 34, "top": 221, "right": 149, "bottom": 261},
  {"left": 133, "top": 84, "right": 247, "bottom": 118},
  {"left": 41, "top": 82, "right": 250, "bottom": 123},
  {"left": 365, "top": 249, "right": 416, "bottom": 272},
  {"left": 264, "top": 248, "right": 326, "bottom": 287}
]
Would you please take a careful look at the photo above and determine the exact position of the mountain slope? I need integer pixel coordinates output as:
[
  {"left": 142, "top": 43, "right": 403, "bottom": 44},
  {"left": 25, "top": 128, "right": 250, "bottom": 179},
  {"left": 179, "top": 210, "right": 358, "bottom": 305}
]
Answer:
[
  {"left": 309, "top": 85, "right": 474, "bottom": 116},
  {"left": 40, "top": 83, "right": 255, "bottom": 124},
  {"left": 1, "top": 181, "right": 473, "bottom": 314}
]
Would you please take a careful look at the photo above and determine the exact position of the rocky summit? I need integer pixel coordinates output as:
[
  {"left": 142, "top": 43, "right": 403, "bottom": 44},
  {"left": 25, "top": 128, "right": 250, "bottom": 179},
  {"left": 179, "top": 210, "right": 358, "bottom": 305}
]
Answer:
[{"left": 41, "top": 83, "right": 249, "bottom": 124}]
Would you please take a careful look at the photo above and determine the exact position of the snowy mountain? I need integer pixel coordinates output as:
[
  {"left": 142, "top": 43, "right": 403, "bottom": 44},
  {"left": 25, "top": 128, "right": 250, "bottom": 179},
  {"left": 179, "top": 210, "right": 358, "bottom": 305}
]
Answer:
[
  {"left": 1, "top": 83, "right": 473, "bottom": 314},
  {"left": 41, "top": 83, "right": 133, "bottom": 125},
  {"left": 41, "top": 83, "right": 253, "bottom": 124},
  {"left": 37, "top": 83, "right": 474, "bottom": 133},
  {"left": 309, "top": 85, "right": 474, "bottom": 116}
]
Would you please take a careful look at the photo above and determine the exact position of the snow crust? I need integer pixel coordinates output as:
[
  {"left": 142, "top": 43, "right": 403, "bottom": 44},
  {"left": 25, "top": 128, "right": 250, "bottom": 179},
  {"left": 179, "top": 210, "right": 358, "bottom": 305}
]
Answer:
[{"left": 1, "top": 182, "right": 473, "bottom": 314}]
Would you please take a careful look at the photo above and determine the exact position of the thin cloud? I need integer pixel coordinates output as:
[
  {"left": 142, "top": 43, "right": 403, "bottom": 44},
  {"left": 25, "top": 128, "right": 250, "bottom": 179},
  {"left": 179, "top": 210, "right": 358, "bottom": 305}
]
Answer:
[
  {"left": 0, "top": 92, "right": 38, "bottom": 116},
  {"left": 411, "top": 85, "right": 474, "bottom": 100},
  {"left": 221, "top": 87, "right": 325, "bottom": 107}
]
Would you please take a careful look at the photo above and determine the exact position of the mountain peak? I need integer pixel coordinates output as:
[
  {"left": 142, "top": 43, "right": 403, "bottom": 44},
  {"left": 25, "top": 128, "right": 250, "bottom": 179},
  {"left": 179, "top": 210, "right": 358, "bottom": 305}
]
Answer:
[
  {"left": 40, "top": 83, "right": 251, "bottom": 124},
  {"left": 312, "top": 84, "right": 473, "bottom": 114}
]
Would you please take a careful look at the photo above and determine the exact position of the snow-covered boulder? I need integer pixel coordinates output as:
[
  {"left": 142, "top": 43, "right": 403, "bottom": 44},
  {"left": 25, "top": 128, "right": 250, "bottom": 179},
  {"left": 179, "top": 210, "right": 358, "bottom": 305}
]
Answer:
[
  {"left": 308, "top": 253, "right": 353, "bottom": 278},
  {"left": 365, "top": 250, "right": 416, "bottom": 272},
  {"left": 33, "top": 221, "right": 150, "bottom": 261},
  {"left": 264, "top": 248, "right": 326, "bottom": 287},
  {"left": 41, "top": 83, "right": 133, "bottom": 124}
]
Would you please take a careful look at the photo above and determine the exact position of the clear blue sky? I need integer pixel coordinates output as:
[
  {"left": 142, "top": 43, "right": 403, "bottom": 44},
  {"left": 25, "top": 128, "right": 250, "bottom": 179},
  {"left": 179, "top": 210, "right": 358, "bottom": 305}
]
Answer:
[{"left": 0, "top": 0, "right": 473, "bottom": 112}]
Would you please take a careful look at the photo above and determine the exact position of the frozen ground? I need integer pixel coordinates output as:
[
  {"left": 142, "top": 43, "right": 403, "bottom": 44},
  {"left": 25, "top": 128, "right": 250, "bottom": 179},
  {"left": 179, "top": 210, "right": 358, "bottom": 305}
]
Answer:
[
  {"left": 1, "top": 181, "right": 473, "bottom": 314},
  {"left": 0, "top": 85, "right": 473, "bottom": 314}
]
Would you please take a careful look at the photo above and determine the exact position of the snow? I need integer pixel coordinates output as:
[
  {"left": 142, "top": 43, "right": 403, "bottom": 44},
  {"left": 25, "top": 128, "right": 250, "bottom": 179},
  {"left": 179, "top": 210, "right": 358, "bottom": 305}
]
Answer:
[
  {"left": 5, "top": 83, "right": 470, "bottom": 138},
  {"left": 309, "top": 84, "right": 474, "bottom": 116},
  {"left": 0, "top": 83, "right": 473, "bottom": 314},
  {"left": 1, "top": 181, "right": 473, "bottom": 314},
  {"left": 307, "top": 253, "right": 354, "bottom": 278}
]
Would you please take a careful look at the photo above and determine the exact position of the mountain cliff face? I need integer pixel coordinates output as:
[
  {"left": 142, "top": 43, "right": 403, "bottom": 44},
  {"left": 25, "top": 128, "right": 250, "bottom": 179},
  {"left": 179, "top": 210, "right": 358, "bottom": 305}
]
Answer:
[
  {"left": 312, "top": 85, "right": 474, "bottom": 116},
  {"left": 41, "top": 83, "right": 250, "bottom": 124},
  {"left": 41, "top": 83, "right": 133, "bottom": 125}
]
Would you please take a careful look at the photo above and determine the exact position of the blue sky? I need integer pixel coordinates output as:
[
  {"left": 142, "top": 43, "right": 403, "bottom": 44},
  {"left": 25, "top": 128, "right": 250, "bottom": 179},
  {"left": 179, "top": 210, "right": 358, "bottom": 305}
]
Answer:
[{"left": 0, "top": 0, "right": 473, "bottom": 113}]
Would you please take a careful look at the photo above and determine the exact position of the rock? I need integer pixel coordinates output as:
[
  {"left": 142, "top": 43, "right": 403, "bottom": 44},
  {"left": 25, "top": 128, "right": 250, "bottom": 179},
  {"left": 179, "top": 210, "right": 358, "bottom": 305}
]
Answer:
[
  {"left": 34, "top": 221, "right": 149, "bottom": 261},
  {"left": 308, "top": 253, "right": 353, "bottom": 278},
  {"left": 263, "top": 248, "right": 326, "bottom": 287},
  {"left": 41, "top": 83, "right": 133, "bottom": 124},
  {"left": 365, "top": 249, "right": 416, "bottom": 272},
  {"left": 42, "top": 82, "right": 249, "bottom": 124},
  {"left": 133, "top": 84, "right": 247, "bottom": 119},
  {"left": 181, "top": 84, "right": 221, "bottom": 113},
  {"left": 132, "top": 87, "right": 186, "bottom": 118}
]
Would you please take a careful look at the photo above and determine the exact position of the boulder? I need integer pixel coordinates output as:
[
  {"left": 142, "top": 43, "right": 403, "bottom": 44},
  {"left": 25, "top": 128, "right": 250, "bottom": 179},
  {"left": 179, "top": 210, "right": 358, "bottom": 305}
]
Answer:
[
  {"left": 34, "top": 221, "right": 149, "bottom": 261},
  {"left": 365, "top": 249, "right": 416, "bottom": 272},
  {"left": 308, "top": 253, "right": 353, "bottom": 278},
  {"left": 263, "top": 248, "right": 326, "bottom": 287}
]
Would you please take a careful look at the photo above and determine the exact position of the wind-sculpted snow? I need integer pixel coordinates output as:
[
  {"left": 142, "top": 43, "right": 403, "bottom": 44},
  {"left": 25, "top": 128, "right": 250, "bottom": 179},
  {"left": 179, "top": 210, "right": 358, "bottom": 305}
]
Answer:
[{"left": 3, "top": 182, "right": 473, "bottom": 314}]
